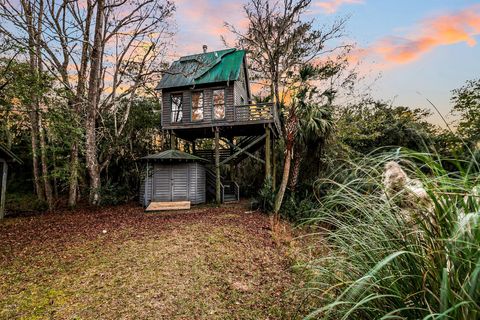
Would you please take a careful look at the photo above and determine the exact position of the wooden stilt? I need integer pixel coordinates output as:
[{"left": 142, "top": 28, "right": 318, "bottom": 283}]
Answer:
[
  {"left": 215, "top": 128, "right": 221, "bottom": 204},
  {"left": 170, "top": 131, "right": 176, "bottom": 149},
  {"left": 0, "top": 160, "right": 8, "bottom": 219},
  {"left": 192, "top": 140, "right": 196, "bottom": 154},
  {"left": 265, "top": 125, "right": 271, "bottom": 181}
]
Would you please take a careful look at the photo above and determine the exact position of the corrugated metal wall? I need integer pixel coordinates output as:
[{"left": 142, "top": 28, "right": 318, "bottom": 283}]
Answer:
[{"left": 139, "top": 162, "right": 206, "bottom": 206}]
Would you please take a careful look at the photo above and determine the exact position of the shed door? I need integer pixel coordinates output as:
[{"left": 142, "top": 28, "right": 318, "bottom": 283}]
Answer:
[
  {"left": 152, "top": 164, "right": 172, "bottom": 202},
  {"left": 172, "top": 164, "right": 188, "bottom": 201},
  {"left": 152, "top": 164, "right": 189, "bottom": 202}
]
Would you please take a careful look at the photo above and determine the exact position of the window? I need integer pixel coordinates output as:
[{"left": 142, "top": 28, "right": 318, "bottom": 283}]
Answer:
[
  {"left": 171, "top": 93, "right": 183, "bottom": 122},
  {"left": 191, "top": 91, "right": 204, "bottom": 121},
  {"left": 213, "top": 89, "right": 225, "bottom": 120}
]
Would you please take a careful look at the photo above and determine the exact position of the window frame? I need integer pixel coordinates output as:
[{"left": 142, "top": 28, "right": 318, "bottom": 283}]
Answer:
[
  {"left": 170, "top": 92, "right": 183, "bottom": 123},
  {"left": 191, "top": 90, "right": 205, "bottom": 122},
  {"left": 212, "top": 88, "right": 226, "bottom": 121}
]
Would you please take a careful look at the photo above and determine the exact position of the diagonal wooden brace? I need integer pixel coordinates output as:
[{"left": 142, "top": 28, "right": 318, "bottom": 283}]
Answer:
[{"left": 220, "top": 134, "right": 266, "bottom": 165}]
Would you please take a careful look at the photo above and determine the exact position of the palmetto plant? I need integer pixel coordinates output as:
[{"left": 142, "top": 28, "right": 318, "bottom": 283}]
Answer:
[
  {"left": 303, "top": 150, "right": 480, "bottom": 319},
  {"left": 288, "top": 64, "right": 335, "bottom": 191}
]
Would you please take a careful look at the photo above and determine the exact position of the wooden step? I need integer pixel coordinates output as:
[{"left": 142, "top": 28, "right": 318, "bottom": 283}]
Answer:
[{"left": 145, "top": 201, "right": 191, "bottom": 211}]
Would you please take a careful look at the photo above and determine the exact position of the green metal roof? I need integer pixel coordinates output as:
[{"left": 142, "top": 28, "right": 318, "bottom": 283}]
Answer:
[
  {"left": 0, "top": 142, "right": 23, "bottom": 164},
  {"left": 156, "top": 48, "right": 245, "bottom": 89},
  {"left": 141, "top": 149, "right": 208, "bottom": 162}
]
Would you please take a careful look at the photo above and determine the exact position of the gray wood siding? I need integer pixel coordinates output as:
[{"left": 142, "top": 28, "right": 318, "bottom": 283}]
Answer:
[
  {"left": 188, "top": 163, "right": 206, "bottom": 204},
  {"left": 234, "top": 63, "right": 248, "bottom": 105},
  {"left": 140, "top": 162, "right": 206, "bottom": 206},
  {"left": 162, "top": 92, "right": 170, "bottom": 126},
  {"left": 161, "top": 82, "right": 237, "bottom": 128},
  {"left": 139, "top": 163, "right": 153, "bottom": 206}
]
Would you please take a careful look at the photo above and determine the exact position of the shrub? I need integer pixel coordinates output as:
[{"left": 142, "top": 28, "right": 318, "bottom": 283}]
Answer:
[
  {"left": 302, "top": 150, "right": 480, "bottom": 319},
  {"left": 98, "top": 182, "right": 131, "bottom": 206}
]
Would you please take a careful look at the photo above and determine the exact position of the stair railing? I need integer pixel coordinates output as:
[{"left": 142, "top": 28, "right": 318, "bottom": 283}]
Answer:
[{"left": 233, "top": 181, "right": 240, "bottom": 201}]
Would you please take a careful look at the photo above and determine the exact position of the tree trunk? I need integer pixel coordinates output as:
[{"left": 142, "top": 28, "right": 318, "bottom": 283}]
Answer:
[
  {"left": 38, "top": 113, "right": 53, "bottom": 209},
  {"left": 288, "top": 149, "right": 302, "bottom": 192},
  {"left": 85, "top": 0, "right": 104, "bottom": 205},
  {"left": 23, "top": 0, "right": 43, "bottom": 200},
  {"left": 273, "top": 145, "right": 293, "bottom": 214},
  {"left": 29, "top": 110, "right": 44, "bottom": 200},
  {"left": 68, "top": 141, "right": 79, "bottom": 207}
]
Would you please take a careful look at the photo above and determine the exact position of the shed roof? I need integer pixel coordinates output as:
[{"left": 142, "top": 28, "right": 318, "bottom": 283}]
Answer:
[
  {"left": 156, "top": 48, "right": 245, "bottom": 89},
  {"left": 141, "top": 149, "right": 208, "bottom": 163},
  {"left": 0, "top": 143, "right": 23, "bottom": 164}
]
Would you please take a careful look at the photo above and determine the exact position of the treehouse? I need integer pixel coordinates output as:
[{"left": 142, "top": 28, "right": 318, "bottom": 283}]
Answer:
[{"left": 155, "top": 46, "right": 280, "bottom": 204}]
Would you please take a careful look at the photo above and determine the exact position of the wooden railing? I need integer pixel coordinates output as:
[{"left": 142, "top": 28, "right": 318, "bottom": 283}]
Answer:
[{"left": 234, "top": 102, "right": 274, "bottom": 122}]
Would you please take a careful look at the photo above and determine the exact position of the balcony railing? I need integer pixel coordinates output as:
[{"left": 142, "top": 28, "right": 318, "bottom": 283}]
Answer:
[{"left": 234, "top": 102, "right": 274, "bottom": 122}]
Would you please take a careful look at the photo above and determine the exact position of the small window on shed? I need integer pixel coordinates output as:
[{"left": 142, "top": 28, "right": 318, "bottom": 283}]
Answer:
[
  {"left": 191, "top": 91, "right": 204, "bottom": 121},
  {"left": 171, "top": 94, "right": 183, "bottom": 122},
  {"left": 213, "top": 89, "right": 225, "bottom": 120}
]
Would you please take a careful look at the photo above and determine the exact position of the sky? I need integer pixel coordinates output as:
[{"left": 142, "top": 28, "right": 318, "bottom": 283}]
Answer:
[{"left": 171, "top": 0, "right": 480, "bottom": 126}]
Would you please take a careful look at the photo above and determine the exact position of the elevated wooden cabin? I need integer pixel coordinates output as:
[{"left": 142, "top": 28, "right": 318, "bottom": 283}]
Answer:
[
  {"left": 156, "top": 47, "right": 279, "bottom": 204},
  {"left": 157, "top": 47, "right": 280, "bottom": 140}
]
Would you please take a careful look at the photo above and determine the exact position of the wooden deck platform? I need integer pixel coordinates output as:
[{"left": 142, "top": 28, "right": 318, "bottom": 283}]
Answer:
[{"left": 145, "top": 201, "right": 191, "bottom": 211}]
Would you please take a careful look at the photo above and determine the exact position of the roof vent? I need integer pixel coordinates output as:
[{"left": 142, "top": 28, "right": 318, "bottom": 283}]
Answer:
[{"left": 202, "top": 45, "right": 208, "bottom": 53}]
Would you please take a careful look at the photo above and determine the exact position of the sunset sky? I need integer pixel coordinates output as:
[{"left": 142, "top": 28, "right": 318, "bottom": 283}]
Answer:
[{"left": 171, "top": 0, "right": 480, "bottom": 125}]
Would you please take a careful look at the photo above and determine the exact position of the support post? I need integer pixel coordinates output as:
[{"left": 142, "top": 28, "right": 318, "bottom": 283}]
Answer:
[
  {"left": 0, "top": 160, "right": 7, "bottom": 219},
  {"left": 192, "top": 140, "right": 196, "bottom": 154},
  {"left": 170, "top": 131, "right": 175, "bottom": 149},
  {"left": 265, "top": 125, "right": 271, "bottom": 181},
  {"left": 215, "top": 128, "right": 221, "bottom": 204}
]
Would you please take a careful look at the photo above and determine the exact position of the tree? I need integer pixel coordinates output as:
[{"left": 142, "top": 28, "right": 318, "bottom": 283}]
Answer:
[
  {"left": 336, "top": 100, "right": 437, "bottom": 154},
  {"left": 227, "top": 0, "right": 351, "bottom": 214},
  {"left": 451, "top": 78, "right": 480, "bottom": 144},
  {"left": 0, "top": 0, "right": 175, "bottom": 205}
]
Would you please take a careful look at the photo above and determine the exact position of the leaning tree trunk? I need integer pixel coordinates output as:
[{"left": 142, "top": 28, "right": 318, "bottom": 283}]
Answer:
[
  {"left": 273, "top": 109, "right": 297, "bottom": 214},
  {"left": 85, "top": 0, "right": 104, "bottom": 205},
  {"left": 273, "top": 145, "right": 293, "bottom": 214}
]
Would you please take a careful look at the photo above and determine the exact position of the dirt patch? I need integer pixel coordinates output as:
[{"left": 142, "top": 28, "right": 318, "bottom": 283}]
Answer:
[{"left": 0, "top": 203, "right": 310, "bottom": 319}]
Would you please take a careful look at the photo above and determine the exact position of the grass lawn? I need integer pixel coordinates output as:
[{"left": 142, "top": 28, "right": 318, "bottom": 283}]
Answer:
[{"left": 0, "top": 203, "right": 310, "bottom": 319}]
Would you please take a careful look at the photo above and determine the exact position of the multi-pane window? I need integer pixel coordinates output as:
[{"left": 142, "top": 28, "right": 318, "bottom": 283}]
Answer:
[
  {"left": 171, "top": 93, "right": 183, "bottom": 122},
  {"left": 213, "top": 89, "right": 225, "bottom": 120},
  {"left": 191, "top": 91, "right": 204, "bottom": 121}
]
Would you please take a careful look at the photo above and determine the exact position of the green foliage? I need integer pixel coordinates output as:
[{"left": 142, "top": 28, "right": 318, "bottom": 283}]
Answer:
[
  {"left": 98, "top": 182, "right": 131, "bottom": 206},
  {"left": 254, "top": 177, "right": 275, "bottom": 212},
  {"left": 6, "top": 192, "right": 48, "bottom": 212},
  {"left": 452, "top": 78, "right": 480, "bottom": 143},
  {"left": 302, "top": 151, "right": 480, "bottom": 319},
  {"left": 281, "top": 192, "right": 318, "bottom": 221},
  {"left": 336, "top": 100, "right": 438, "bottom": 154}
]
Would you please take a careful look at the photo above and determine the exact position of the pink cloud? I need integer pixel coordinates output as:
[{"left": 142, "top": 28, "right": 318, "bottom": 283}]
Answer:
[
  {"left": 372, "top": 5, "right": 480, "bottom": 64},
  {"left": 173, "top": 0, "right": 247, "bottom": 56},
  {"left": 313, "top": 0, "right": 364, "bottom": 14}
]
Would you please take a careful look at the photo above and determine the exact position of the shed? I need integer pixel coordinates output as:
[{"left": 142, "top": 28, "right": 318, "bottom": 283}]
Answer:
[
  {"left": 140, "top": 149, "right": 207, "bottom": 208},
  {"left": 0, "top": 143, "right": 23, "bottom": 219}
]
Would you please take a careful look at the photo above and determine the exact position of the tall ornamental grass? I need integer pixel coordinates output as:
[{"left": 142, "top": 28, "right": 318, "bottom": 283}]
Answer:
[{"left": 304, "top": 150, "right": 479, "bottom": 320}]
